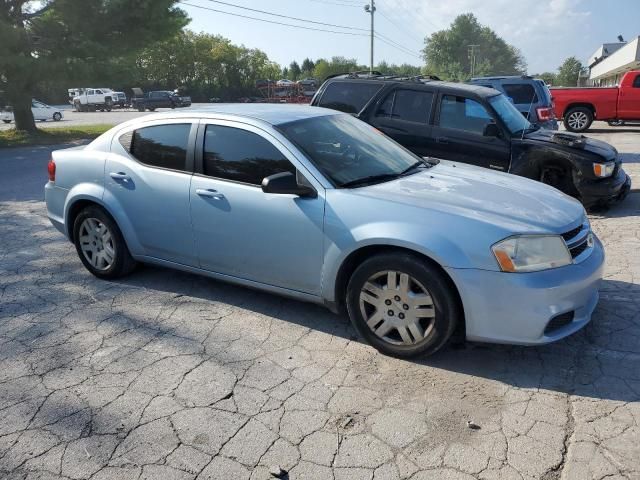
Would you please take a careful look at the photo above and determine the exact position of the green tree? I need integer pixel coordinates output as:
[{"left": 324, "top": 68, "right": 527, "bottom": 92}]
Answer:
[
  {"left": 289, "top": 61, "right": 301, "bottom": 81},
  {"left": 555, "top": 57, "right": 585, "bottom": 87},
  {"left": 535, "top": 72, "right": 557, "bottom": 86},
  {"left": 301, "top": 58, "right": 315, "bottom": 76},
  {"left": 422, "top": 13, "right": 526, "bottom": 81},
  {"left": 313, "top": 56, "right": 361, "bottom": 80},
  {"left": 281, "top": 67, "right": 289, "bottom": 79},
  {"left": 0, "top": 0, "right": 188, "bottom": 131}
]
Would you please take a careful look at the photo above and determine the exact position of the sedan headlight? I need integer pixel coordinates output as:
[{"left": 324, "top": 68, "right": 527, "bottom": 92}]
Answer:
[
  {"left": 593, "top": 161, "right": 615, "bottom": 178},
  {"left": 492, "top": 235, "right": 572, "bottom": 273}
]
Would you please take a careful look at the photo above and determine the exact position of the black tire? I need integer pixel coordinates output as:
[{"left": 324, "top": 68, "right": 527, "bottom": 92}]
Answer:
[
  {"left": 53, "top": 112, "right": 62, "bottom": 122},
  {"left": 2, "top": 120, "right": 11, "bottom": 124},
  {"left": 607, "top": 120, "right": 625, "bottom": 127},
  {"left": 346, "top": 252, "right": 461, "bottom": 358},
  {"left": 563, "top": 106, "right": 593, "bottom": 132},
  {"left": 137, "top": 106, "right": 145, "bottom": 112},
  {"left": 540, "top": 165, "right": 580, "bottom": 199},
  {"left": 73, "top": 205, "right": 137, "bottom": 280},
  {"left": 148, "top": 108, "right": 156, "bottom": 112},
  {"left": 74, "top": 101, "right": 82, "bottom": 112}
]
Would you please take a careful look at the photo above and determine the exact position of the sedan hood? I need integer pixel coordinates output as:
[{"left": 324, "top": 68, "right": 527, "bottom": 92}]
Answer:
[
  {"left": 356, "top": 161, "right": 584, "bottom": 234},
  {"left": 524, "top": 129, "right": 617, "bottom": 160}
]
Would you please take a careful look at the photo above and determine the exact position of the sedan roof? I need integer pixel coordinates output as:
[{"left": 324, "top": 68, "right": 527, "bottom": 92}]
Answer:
[{"left": 180, "top": 103, "right": 336, "bottom": 126}]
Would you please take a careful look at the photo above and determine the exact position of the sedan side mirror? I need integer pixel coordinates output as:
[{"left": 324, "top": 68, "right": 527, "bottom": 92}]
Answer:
[
  {"left": 262, "top": 172, "right": 317, "bottom": 198},
  {"left": 483, "top": 122, "right": 501, "bottom": 138}
]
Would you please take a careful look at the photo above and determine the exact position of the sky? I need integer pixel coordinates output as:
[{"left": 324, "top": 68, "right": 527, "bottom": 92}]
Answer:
[{"left": 180, "top": 0, "right": 640, "bottom": 74}]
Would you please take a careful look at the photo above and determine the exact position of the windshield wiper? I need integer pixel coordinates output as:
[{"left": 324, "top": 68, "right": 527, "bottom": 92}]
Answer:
[
  {"left": 339, "top": 173, "right": 403, "bottom": 188},
  {"left": 400, "top": 160, "right": 429, "bottom": 175}
]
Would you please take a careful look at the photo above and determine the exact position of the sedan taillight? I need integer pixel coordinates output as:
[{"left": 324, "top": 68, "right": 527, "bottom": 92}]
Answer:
[
  {"left": 48, "top": 158, "right": 56, "bottom": 182},
  {"left": 536, "top": 107, "right": 555, "bottom": 121}
]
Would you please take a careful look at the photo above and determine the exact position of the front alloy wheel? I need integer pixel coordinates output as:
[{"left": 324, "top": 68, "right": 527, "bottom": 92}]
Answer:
[
  {"left": 346, "top": 252, "right": 460, "bottom": 357},
  {"left": 359, "top": 271, "right": 435, "bottom": 346}
]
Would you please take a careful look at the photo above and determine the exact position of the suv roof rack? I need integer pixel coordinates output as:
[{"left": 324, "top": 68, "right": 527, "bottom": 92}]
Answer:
[
  {"left": 325, "top": 71, "right": 441, "bottom": 83},
  {"left": 471, "top": 75, "right": 533, "bottom": 81}
]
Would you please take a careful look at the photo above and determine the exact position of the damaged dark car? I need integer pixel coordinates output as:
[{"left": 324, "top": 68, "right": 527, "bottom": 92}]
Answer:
[{"left": 310, "top": 75, "right": 631, "bottom": 208}]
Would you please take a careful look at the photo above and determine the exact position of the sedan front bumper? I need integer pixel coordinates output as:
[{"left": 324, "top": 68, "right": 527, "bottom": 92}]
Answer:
[{"left": 445, "top": 236, "right": 605, "bottom": 345}]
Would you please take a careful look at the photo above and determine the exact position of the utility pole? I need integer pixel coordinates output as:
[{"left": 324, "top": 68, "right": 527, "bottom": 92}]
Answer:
[
  {"left": 365, "top": 1, "right": 376, "bottom": 73},
  {"left": 468, "top": 44, "right": 480, "bottom": 78}
]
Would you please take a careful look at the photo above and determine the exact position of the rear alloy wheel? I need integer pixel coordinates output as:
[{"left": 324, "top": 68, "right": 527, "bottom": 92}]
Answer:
[
  {"left": 53, "top": 112, "right": 62, "bottom": 121},
  {"left": 73, "top": 206, "right": 136, "bottom": 279},
  {"left": 564, "top": 107, "right": 593, "bottom": 132},
  {"left": 346, "top": 253, "right": 460, "bottom": 357}
]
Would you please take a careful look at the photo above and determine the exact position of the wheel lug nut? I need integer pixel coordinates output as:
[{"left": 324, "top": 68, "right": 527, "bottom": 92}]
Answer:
[
  {"left": 398, "top": 313, "right": 405, "bottom": 319},
  {"left": 388, "top": 310, "right": 394, "bottom": 316},
  {"left": 403, "top": 304, "right": 409, "bottom": 310},
  {"left": 394, "top": 295, "right": 401, "bottom": 301},
  {"left": 385, "top": 299, "right": 392, "bottom": 306}
]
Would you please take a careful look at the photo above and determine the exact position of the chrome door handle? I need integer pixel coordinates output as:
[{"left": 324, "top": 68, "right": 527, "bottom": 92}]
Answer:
[
  {"left": 109, "top": 172, "right": 130, "bottom": 180},
  {"left": 196, "top": 188, "right": 224, "bottom": 200}
]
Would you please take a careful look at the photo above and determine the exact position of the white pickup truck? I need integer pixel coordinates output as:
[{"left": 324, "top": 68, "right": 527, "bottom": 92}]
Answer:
[{"left": 70, "top": 88, "right": 115, "bottom": 112}]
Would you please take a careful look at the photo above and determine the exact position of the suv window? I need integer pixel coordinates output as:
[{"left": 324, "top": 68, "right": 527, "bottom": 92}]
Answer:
[
  {"left": 502, "top": 84, "right": 538, "bottom": 104},
  {"left": 633, "top": 74, "right": 640, "bottom": 88},
  {"left": 203, "top": 125, "right": 295, "bottom": 185},
  {"left": 129, "top": 124, "right": 191, "bottom": 171},
  {"left": 439, "top": 96, "right": 493, "bottom": 135},
  {"left": 376, "top": 90, "right": 433, "bottom": 123},
  {"left": 318, "top": 81, "right": 383, "bottom": 114}
]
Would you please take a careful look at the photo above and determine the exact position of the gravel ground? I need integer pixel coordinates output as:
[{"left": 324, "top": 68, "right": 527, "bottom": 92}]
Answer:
[{"left": 0, "top": 129, "right": 638, "bottom": 480}]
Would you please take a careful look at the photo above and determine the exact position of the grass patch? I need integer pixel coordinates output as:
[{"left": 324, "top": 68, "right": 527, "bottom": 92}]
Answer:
[{"left": 0, "top": 124, "right": 112, "bottom": 148}]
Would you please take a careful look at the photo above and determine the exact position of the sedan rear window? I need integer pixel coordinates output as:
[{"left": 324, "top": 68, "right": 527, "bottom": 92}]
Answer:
[
  {"left": 129, "top": 124, "right": 191, "bottom": 171},
  {"left": 318, "top": 82, "right": 383, "bottom": 114}
]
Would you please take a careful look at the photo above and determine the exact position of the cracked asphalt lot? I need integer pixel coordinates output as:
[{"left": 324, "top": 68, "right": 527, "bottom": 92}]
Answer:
[{"left": 1, "top": 130, "right": 639, "bottom": 480}]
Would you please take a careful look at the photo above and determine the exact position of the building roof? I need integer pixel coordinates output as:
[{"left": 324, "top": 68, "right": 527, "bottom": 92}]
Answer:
[{"left": 589, "top": 36, "right": 640, "bottom": 80}]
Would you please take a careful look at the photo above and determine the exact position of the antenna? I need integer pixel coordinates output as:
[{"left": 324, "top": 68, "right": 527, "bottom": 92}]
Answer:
[{"left": 521, "top": 91, "right": 536, "bottom": 141}]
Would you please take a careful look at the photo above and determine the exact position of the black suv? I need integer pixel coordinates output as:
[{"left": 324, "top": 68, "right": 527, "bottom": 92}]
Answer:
[{"left": 310, "top": 74, "right": 631, "bottom": 208}]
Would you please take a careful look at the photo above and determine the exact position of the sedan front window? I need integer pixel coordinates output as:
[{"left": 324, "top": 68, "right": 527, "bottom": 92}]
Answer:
[{"left": 277, "top": 114, "right": 428, "bottom": 187}]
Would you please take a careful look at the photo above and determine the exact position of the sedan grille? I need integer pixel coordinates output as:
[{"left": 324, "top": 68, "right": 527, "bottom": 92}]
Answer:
[{"left": 561, "top": 221, "right": 592, "bottom": 261}]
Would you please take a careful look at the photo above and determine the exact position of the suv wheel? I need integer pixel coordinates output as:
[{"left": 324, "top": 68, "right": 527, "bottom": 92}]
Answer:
[
  {"left": 53, "top": 112, "right": 62, "bottom": 121},
  {"left": 346, "top": 253, "right": 460, "bottom": 357},
  {"left": 73, "top": 206, "right": 137, "bottom": 279},
  {"left": 564, "top": 107, "right": 593, "bottom": 132}
]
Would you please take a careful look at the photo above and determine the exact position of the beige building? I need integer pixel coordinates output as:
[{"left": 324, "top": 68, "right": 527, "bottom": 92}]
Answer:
[{"left": 588, "top": 36, "right": 640, "bottom": 86}]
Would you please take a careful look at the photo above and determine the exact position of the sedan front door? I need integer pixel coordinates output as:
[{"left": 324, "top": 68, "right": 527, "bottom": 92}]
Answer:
[{"left": 189, "top": 121, "right": 325, "bottom": 295}]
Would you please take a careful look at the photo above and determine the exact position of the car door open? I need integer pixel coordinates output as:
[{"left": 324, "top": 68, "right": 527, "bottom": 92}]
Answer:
[{"left": 189, "top": 121, "right": 326, "bottom": 295}]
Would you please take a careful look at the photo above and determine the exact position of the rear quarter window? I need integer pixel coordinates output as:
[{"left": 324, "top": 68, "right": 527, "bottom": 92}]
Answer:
[
  {"left": 318, "top": 81, "right": 383, "bottom": 114},
  {"left": 502, "top": 84, "right": 538, "bottom": 104}
]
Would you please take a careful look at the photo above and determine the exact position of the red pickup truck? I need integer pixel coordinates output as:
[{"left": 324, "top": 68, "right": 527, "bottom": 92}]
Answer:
[{"left": 551, "top": 70, "right": 640, "bottom": 132}]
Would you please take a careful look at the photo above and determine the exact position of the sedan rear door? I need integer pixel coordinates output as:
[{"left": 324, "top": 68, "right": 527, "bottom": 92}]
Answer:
[{"left": 105, "top": 120, "right": 198, "bottom": 266}]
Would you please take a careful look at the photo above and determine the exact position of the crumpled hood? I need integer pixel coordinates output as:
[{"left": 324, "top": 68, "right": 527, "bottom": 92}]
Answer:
[
  {"left": 524, "top": 129, "right": 617, "bottom": 160},
  {"left": 355, "top": 160, "right": 585, "bottom": 234}
]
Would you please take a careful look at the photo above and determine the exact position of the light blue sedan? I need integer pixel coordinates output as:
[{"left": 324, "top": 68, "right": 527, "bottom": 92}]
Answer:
[{"left": 45, "top": 104, "right": 604, "bottom": 357}]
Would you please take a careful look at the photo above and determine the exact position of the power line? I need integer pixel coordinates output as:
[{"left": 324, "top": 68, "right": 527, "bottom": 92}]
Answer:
[
  {"left": 199, "top": 0, "right": 368, "bottom": 31},
  {"left": 378, "top": 10, "right": 423, "bottom": 44},
  {"left": 305, "top": 0, "right": 362, "bottom": 6},
  {"left": 374, "top": 34, "right": 422, "bottom": 59},
  {"left": 179, "top": 1, "right": 369, "bottom": 36}
]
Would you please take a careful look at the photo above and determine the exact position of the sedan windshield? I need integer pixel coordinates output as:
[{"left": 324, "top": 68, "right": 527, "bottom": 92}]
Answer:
[
  {"left": 489, "top": 94, "right": 535, "bottom": 136},
  {"left": 277, "top": 114, "right": 428, "bottom": 187}
]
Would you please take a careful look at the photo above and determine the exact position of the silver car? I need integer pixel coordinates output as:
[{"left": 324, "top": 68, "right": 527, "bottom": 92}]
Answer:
[{"left": 44, "top": 105, "right": 604, "bottom": 357}]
